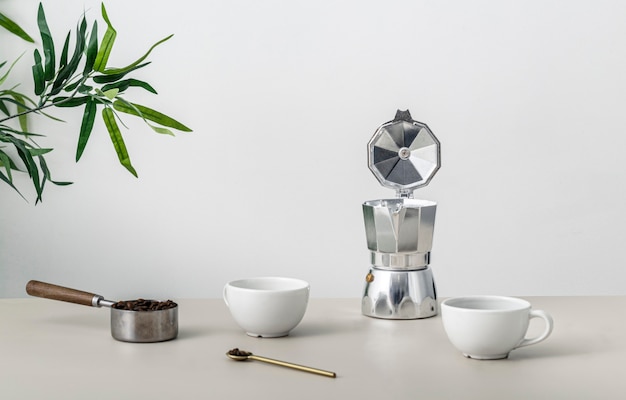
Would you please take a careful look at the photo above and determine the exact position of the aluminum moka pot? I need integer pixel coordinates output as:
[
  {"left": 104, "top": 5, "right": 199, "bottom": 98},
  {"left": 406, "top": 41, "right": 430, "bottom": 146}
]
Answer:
[{"left": 361, "top": 109, "right": 441, "bottom": 319}]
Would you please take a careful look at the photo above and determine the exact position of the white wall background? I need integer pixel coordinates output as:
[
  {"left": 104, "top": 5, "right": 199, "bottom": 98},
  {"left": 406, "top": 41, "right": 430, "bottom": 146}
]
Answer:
[{"left": 2, "top": 0, "right": 625, "bottom": 299}]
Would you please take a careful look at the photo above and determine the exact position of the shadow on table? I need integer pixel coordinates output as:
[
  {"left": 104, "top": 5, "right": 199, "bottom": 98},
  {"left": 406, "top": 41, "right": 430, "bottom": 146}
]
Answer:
[
  {"left": 39, "top": 312, "right": 214, "bottom": 341},
  {"left": 38, "top": 313, "right": 107, "bottom": 332},
  {"left": 177, "top": 325, "right": 211, "bottom": 340},
  {"left": 509, "top": 339, "right": 607, "bottom": 361},
  {"left": 289, "top": 320, "right": 362, "bottom": 338}
]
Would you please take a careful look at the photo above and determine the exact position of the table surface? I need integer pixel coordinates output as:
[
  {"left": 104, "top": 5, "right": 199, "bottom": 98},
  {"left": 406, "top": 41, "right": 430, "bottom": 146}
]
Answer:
[{"left": 1, "top": 296, "right": 625, "bottom": 400}]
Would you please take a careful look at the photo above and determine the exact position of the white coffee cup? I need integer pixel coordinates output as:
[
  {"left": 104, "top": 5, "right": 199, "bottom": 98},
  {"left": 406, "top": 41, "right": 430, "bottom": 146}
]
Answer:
[
  {"left": 441, "top": 296, "right": 553, "bottom": 360},
  {"left": 223, "top": 277, "right": 310, "bottom": 338}
]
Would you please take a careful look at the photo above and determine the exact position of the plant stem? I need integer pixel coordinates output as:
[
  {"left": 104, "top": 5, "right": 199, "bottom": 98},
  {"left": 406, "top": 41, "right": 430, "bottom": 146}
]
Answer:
[
  {"left": 0, "top": 73, "right": 91, "bottom": 124},
  {"left": 0, "top": 102, "right": 54, "bottom": 123}
]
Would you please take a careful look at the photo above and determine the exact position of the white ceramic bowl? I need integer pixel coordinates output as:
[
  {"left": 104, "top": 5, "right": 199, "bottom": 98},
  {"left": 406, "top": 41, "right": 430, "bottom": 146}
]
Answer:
[{"left": 223, "top": 277, "right": 310, "bottom": 338}]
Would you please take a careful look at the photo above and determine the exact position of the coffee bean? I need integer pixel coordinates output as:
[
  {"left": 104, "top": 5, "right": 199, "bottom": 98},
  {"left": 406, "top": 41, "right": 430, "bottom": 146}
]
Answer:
[
  {"left": 228, "top": 348, "right": 252, "bottom": 357},
  {"left": 112, "top": 299, "right": 177, "bottom": 311}
]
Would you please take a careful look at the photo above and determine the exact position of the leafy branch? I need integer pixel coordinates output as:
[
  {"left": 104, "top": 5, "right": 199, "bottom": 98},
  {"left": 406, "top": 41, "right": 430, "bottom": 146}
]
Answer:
[{"left": 0, "top": 3, "right": 191, "bottom": 203}]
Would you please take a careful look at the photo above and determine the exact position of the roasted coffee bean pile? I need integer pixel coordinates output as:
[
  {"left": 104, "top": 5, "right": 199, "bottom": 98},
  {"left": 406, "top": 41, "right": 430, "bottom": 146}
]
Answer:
[
  {"left": 112, "top": 299, "right": 177, "bottom": 311},
  {"left": 228, "top": 348, "right": 252, "bottom": 357}
]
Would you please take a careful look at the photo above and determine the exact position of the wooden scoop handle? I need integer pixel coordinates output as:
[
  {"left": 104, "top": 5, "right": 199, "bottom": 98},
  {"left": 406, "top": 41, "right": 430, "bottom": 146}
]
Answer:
[{"left": 26, "top": 280, "right": 101, "bottom": 307}]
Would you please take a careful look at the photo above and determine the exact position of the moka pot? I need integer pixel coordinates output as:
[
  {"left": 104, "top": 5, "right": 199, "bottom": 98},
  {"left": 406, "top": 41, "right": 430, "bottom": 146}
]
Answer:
[{"left": 361, "top": 110, "right": 441, "bottom": 319}]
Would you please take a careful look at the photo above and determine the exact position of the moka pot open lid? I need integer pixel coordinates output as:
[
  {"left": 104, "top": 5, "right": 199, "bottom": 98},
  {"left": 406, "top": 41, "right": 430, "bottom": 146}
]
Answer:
[{"left": 368, "top": 109, "right": 440, "bottom": 197}]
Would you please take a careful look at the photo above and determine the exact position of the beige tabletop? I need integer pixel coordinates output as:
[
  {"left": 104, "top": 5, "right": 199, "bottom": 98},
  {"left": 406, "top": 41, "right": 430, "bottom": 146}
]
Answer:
[{"left": 1, "top": 296, "right": 625, "bottom": 399}]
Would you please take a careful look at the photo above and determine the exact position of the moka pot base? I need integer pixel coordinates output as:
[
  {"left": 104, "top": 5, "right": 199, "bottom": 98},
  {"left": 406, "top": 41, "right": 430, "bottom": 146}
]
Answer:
[{"left": 361, "top": 266, "right": 437, "bottom": 319}]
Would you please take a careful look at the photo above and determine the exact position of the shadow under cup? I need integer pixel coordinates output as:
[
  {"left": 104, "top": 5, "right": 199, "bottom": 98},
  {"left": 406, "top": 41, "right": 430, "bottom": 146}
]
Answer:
[
  {"left": 223, "top": 277, "right": 310, "bottom": 338},
  {"left": 441, "top": 296, "right": 554, "bottom": 360}
]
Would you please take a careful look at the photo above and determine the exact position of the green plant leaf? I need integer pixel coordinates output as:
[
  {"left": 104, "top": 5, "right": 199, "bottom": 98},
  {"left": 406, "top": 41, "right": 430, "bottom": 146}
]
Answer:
[
  {"left": 62, "top": 82, "right": 93, "bottom": 94},
  {"left": 0, "top": 100, "right": 9, "bottom": 116},
  {"left": 2, "top": 134, "right": 34, "bottom": 171},
  {"left": 10, "top": 93, "right": 28, "bottom": 131},
  {"left": 113, "top": 100, "right": 192, "bottom": 132},
  {"left": 102, "top": 107, "right": 137, "bottom": 177},
  {"left": 78, "top": 84, "right": 93, "bottom": 94},
  {"left": 36, "top": 3, "right": 56, "bottom": 82},
  {"left": 83, "top": 22, "right": 98, "bottom": 74},
  {"left": 101, "top": 79, "right": 157, "bottom": 94},
  {"left": 63, "top": 79, "right": 82, "bottom": 92},
  {"left": 148, "top": 125, "right": 174, "bottom": 136},
  {"left": 102, "top": 88, "right": 118, "bottom": 100},
  {"left": 35, "top": 156, "right": 47, "bottom": 204},
  {"left": 0, "top": 140, "right": 29, "bottom": 201},
  {"left": 1, "top": 91, "right": 37, "bottom": 111},
  {"left": 32, "top": 50, "right": 45, "bottom": 96},
  {"left": 28, "top": 147, "right": 53, "bottom": 156},
  {"left": 93, "top": 3, "right": 117, "bottom": 72},
  {"left": 76, "top": 98, "right": 96, "bottom": 161},
  {"left": 38, "top": 110, "right": 65, "bottom": 123},
  {"left": 59, "top": 31, "right": 70, "bottom": 69},
  {"left": 38, "top": 155, "right": 72, "bottom": 186},
  {"left": 52, "top": 96, "right": 89, "bottom": 107},
  {"left": 92, "top": 62, "right": 150, "bottom": 84},
  {"left": 102, "top": 34, "right": 173, "bottom": 76},
  {"left": 0, "top": 53, "right": 25, "bottom": 86},
  {"left": 4, "top": 133, "right": 43, "bottom": 201},
  {"left": 0, "top": 129, "right": 38, "bottom": 200},
  {"left": 50, "top": 18, "right": 87, "bottom": 96},
  {"left": 0, "top": 148, "right": 17, "bottom": 178},
  {"left": 0, "top": 126, "right": 44, "bottom": 138},
  {"left": 0, "top": 12, "right": 34, "bottom": 43},
  {"left": 0, "top": 153, "right": 13, "bottom": 190}
]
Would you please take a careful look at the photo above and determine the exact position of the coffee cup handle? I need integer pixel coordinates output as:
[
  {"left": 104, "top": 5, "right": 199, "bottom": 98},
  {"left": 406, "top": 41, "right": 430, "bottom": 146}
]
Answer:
[
  {"left": 516, "top": 309, "right": 554, "bottom": 349},
  {"left": 223, "top": 285, "right": 229, "bottom": 307}
]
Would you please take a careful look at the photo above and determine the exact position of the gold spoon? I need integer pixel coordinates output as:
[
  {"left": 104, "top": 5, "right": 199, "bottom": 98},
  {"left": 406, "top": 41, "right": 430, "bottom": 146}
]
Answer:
[{"left": 226, "top": 348, "right": 336, "bottom": 378}]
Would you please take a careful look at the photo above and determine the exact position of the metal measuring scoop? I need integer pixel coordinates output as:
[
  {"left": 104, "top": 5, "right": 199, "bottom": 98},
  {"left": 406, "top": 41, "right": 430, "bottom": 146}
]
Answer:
[
  {"left": 26, "top": 280, "right": 178, "bottom": 343},
  {"left": 226, "top": 348, "right": 336, "bottom": 378}
]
